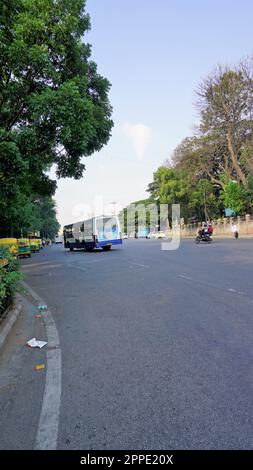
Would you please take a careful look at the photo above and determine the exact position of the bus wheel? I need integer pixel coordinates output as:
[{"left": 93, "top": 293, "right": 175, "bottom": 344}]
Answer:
[
  {"left": 85, "top": 247, "right": 94, "bottom": 252},
  {"left": 102, "top": 246, "right": 111, "bottom": 251}
]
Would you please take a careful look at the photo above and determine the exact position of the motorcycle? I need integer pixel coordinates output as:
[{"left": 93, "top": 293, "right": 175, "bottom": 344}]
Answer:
[{"left": 195, "top": 231, "right": 212, "bottom": 244}]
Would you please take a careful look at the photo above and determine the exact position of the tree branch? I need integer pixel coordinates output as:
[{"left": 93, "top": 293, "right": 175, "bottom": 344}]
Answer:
[
  {"left": 207, "top": 172, "right": 225, "bottom": 190},
  {"left": 227, "top": 128, "right": 246, "bottom": 185}
]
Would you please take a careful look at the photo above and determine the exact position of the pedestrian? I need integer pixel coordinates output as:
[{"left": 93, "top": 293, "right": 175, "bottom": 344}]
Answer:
[{"left": 231, "top": 221, "right": 239, "bottom": 239}]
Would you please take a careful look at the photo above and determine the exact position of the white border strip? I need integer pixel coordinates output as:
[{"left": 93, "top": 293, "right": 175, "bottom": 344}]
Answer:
[{"left": 21, "top": 281, "right": 62, "bottom": 450}]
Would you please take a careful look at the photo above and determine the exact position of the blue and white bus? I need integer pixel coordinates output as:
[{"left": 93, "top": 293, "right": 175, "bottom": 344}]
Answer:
[{"left": 63, "top": 215, "right": 122, "bottom": 252}]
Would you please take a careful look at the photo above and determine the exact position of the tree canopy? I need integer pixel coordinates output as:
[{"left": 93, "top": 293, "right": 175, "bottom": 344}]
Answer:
[
  {"left": 123, "top": 58, "right": 253, "bottom": 225},
  {"left": 0, "top": 0, "right": 113, "bottom": 236}
]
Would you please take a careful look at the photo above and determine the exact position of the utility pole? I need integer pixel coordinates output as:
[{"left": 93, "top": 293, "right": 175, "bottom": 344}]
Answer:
[
  {"left": 110, "top": 201, "right": 117, "bottom": 216},
  {"left": 203, "top": 187, "right": 208, "bottom": 222}
]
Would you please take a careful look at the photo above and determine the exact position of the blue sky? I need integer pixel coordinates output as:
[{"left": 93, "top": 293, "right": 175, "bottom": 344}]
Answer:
[{"left": 55, "top": 0, "right": 253, "bottom": 226}]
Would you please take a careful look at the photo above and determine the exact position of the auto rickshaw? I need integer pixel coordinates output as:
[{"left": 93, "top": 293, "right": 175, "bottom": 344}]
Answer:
[
  {"left": 18, "top": 238, "right": 31, "bottom": 258},
  {"left": 0, "top": 238, "right": 18, "bottom": 258},
  {"left": 0, "top": 256, "right": 8, "bottom": 268},
  {"left": 29, "top": 238, "right": 40, "bottom": 253}
]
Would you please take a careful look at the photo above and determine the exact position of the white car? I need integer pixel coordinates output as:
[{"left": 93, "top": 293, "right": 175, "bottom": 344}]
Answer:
[
  {"left": 55, "top": 235, "right": 63, "bottom": 244},
  {"left": 152, "top": 231, "right": 167, "bottom": 239},
  {"left": 157, "top": 231, "right": 167, "bottom": 238},
  {"left": 122, "top": 233, "right": 128, "bottom": 239}
]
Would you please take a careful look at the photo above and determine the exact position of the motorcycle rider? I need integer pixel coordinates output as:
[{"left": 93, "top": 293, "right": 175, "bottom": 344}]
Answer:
[
  {"left": 207, "top": 221, "right": 213, "bottom": 236},
  {"left": 198, "top": 223, "right": 209, "bottom": 240}
]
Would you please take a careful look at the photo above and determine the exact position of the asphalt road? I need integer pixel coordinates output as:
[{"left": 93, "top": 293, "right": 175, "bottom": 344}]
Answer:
[{"left": 1, "top": 238, "right": 253, "bottom": 449}]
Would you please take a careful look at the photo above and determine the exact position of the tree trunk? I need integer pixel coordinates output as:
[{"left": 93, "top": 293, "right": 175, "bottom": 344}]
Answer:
[{"left": 227, "top": 129, "right": 247, "bottom": 186}]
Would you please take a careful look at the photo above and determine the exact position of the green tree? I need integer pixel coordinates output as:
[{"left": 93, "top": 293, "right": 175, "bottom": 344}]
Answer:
[
  {"left": 244, "top": 176, "right": 253, "bottom": 213},
  {"left": 171, "top": 136, "right": 226, "bottom": 190},
  {"left": 39, "top": 197, "right": 60, "bottom": 239},
  {"left": 124, "top": 58, "right": 253, "bottom": 223},
  {"left": 197, "top": 63, "right": 253, "bottom": 186},
  {"left": 3, "top": 194, "right": 59, "bottom": 238},
  {"left": 189, "top": 179, "right": 222, "bottom": 221},
  {"left": 0, "top": 0, "right": 113, "bottom": 230},
  {"left": 221, "top": 181, "right": 245, "bottom": 214}
]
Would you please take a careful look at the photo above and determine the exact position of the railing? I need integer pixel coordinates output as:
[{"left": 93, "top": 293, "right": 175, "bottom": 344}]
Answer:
[{"left": 181, "top": 214, "right": 253, "bottom": 237}]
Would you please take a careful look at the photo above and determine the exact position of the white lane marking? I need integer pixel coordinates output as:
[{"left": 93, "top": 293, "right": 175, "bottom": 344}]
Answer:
[
  {"left": 66, "top": 257, "right": 118, "bottom": 271},
  {"left": 66, "top": 262, "right": 90, "bottom": 272},
  {"left": 22, "top": 263, "right": 62, "bottom": 270},
  {"left": 177, "top": 275, "right": 247, "bottom": 297},
  {"left": 130, "top": 262, "right": 150, "bottom": 268},
  {"left": 22, "top": 262, "right": 53, "bottom": 268},
  {"left": 28, "top": 264, "right": 62, "bottom": 269},
  {"left": 227, "top": 288, "right": 245, "bottom": 295},
  {"left": 21, "top": 281, "right": 61, "bottom": 450},
  {"left": 177, "top": 274, "right": 193, "bottom": 281}
]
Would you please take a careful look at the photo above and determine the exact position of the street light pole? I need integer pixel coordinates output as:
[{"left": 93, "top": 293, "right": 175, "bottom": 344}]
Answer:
[{"left": 110, "top": 201, "right": 117, "bottom": 216}]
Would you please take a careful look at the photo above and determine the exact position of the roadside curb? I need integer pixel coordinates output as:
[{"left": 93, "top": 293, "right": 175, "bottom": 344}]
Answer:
[{"left": 0, "top": 295, "right": 23, "bottom": 355}]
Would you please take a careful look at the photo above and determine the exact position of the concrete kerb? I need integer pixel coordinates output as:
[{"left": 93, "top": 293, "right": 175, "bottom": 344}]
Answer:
[{"left": 0, "top": 294, "right": 23, "bottom": 355}]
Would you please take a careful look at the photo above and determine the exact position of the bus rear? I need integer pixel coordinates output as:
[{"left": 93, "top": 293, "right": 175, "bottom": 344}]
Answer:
[
  {"left": 94, "top": 216, "right": 122, "bottom": 251},
  {"left": 63, "top": 216, "right": 122, "bottom": 252}
]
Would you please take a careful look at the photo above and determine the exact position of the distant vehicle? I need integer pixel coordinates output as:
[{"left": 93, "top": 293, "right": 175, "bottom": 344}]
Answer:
[
  {"left": 29, "top": 239, "right": 40, "bottom": 252},
  {"left": 63, "top": 215, "right": 122, "bottom": 252},
  {"left": 55, "top": 235, "right": 63, "bottom": 244},
  {"left": 129, "top": 232, "right": 135, "bottom": 238},
  {"left": 18, "top": 238, "right": 31, "bottom": 258},
  {"left": 195, "top": 230, "right": 212, "bottom": 244},
  {"left": 152, "top": 231, "right": 167, "bottom": 239},
  {"left": 122, "top": 233, "right": 128, "bottom": 239},
  {"left": 0, "top": 238, "right": 18, "bottom": 257},
  {"left": 137, "top": 228, "right": 150, "bottom": 238}
]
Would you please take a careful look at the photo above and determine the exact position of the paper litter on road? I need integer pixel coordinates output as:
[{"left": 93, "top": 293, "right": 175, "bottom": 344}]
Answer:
[
  {"left": 26, "top": 338, "right": 48, "bottom": 348},
  {"left": 35, "top": 364, "right": 45, "bottom": 370},
  {"left": 37, "top": 305, "right": 47, "bottom": 310}
]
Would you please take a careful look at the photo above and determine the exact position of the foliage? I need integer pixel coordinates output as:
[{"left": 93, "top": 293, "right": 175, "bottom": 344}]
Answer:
[
  {"left": 244, "top": 176, "right": 253, "bottom": 213},
  {"left": 5, "top": 195, "right": 60, "bottom": 238},
  {"left": 221, "top": 181, "right": 246, "bottom": 214},
  {"left": 0, "top": 0, "right": 113, "bottom": 235},
  {"left": 188, "top": 179, "right": 222, "bottom": 221},
  {"left": 197, "top": 64, "right": 253, "bottom": 186},
  {"left": 0, "top": 247, "right": 21, "bottom": 314},
  {"left": 132, "top": 58, "right": 253, "bottom": 223}
]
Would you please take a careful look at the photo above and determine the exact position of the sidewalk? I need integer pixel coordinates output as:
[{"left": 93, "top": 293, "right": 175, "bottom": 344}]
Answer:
[
  {"left": 0, "top": 296, "right": 23, "bottom": 355},
  {"left": 0, "top": 293, "right": 46, "bottom": 449}
]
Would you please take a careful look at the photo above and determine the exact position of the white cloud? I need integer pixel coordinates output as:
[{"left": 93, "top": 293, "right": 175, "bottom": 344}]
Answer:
[{"left": 123, "top": 122, "right": 151, "bottom": 160}]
